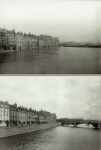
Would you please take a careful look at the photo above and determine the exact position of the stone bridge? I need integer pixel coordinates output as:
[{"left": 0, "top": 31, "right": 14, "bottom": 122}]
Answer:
[{"left": 57, "top": 118, "right": 101, "bottom": 129}]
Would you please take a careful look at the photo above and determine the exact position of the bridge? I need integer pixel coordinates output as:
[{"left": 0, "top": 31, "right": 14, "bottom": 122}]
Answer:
[{"left": 57, "top": 118, "right": 101, "bottom": 129}]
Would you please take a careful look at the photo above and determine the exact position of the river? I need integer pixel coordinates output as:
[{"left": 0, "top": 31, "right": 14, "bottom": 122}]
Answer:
[
  {"left": 0, "top": 126, "right": 100, "bottom": 150},
  {"left": 0, "top": 47, "right": 101, "bottom": 74}
]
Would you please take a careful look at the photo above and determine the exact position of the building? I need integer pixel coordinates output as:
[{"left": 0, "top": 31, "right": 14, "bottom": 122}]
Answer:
[
  {"left": 0, "top": 28, "right": 8, "bottom": 50},
  {"left": 29, "top": 34, "right": 38, "bottom": 49},
  {"left": 16, "top": 33, "right": 38, "bottom": 52},
  {"left": 49, "top": 113, "right": 57, "bottom": 123},
  {"left": 17, "top": 106, "right": 28, "bottom": 127},
  {"left": 38, "top": 35, "right": 59, "bottom": 48},
  {"left": 51, "top": 37, "right": 59, "bottom": 47},
  {"left": 9, "top": 103, "right": 17, "bottom": 127},
  {"left": 0, "top": 28, "right": 16, "bottom": 51},
  {"left": 0, "top": 100, "right": 57, "bottom": 127},
  {"left": 37, "top": 110, "right": 56, "bottom": 124},
  {"left": 30, "top": 110, "right": 38, "bottom": 124},
  {"left": 7, "top": 30, "right": 16, "bottom": 50},
  {"left": 0, "top": 27, "right": 59, "bottom": 51},
  {"left": 16, "top": 107, "right": 38, "bottom": 127},
  {"left": 0, "top": 28, "right": 3, "bottom": 49},
  {"left": 0, "top": 101, "right": 10, "bottom": 127},
  {"left": 16, "top": 32, "right": 24, "bottom": 51}
]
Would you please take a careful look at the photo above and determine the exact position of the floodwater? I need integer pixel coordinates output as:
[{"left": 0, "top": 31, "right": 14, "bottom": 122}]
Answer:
[
  {"left": 0, "top": 126, "right": 101, "bottom": 150},
  {"left": 0, "top": 47, "right": 101, "bottom": 74}
]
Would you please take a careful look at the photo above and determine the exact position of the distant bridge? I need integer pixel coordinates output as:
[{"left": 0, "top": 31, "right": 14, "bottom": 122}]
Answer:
[{"left": 57, "top": 118, "right": 101, "bottom": 129}]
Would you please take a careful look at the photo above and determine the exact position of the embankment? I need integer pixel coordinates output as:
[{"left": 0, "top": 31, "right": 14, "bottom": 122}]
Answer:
[{"left": 0, "top": 123, "right": 58, "bottom": 138}]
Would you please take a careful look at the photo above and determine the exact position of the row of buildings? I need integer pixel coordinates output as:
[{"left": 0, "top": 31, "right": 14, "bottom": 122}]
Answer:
[
  {"left": 0, "top": 101, "right": 56, "bottom": 127},
  {"left": 0, "top": 28, "right": 59, "bottom": 51}
]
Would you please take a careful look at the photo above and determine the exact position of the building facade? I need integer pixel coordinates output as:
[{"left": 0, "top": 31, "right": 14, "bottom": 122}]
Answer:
[
  {"left": 0, "top": 28, "right": 8, "bottom": 50},
  {"left": 0, "top": 101, "right": 56, "bottom": 127},
  {"left": 0, "top": 101, "right": 10, "bottom": 127},
  {"left": 9, "top": 103, "right": 17, "bottom": 127},
  {"left": 0, "top": 28, "right": 16, "bottom": 51},
  {"left": 16, "top": 32, "right": 24, "bottom": 51},
  {"left": 17, "top": 106, "right": 28, "bottom": 127},
  {"left": 0, "top": 27, "right": 59, "bottom": 51},
  {"left": 38, "top": 111, "right": 56, "bottom": 124},
  {"left": 6, "top": 30, "right": 16, "bottom": 50},
  {"left": 38, "top": 35, "right": 59, "bottom": 48}
]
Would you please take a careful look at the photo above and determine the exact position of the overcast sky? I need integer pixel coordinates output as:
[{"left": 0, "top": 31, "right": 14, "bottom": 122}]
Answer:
[
  {"left": 0, "top": 0, "right": 100, "bottom": 42},
  {"left": 0, "top": 76, "right": 101, "bottom": 120}
]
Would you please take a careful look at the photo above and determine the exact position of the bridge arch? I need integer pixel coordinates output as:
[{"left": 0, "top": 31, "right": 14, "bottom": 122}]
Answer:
[{"left": 59, "top": 119, "right": 101, "bottom": 129}]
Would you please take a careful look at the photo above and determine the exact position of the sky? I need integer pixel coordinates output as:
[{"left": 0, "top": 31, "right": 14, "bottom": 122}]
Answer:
[
  {"left": 0, "top": 0, "right": 100, "bottom": 42},
  {"left": 0, "top": 76, "right": 101, "bottom": 120}
]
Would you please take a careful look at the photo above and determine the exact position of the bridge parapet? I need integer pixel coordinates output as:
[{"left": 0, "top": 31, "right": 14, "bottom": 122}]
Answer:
[{"left": 58, "top": 119, "right": 101, "bottom": 129}]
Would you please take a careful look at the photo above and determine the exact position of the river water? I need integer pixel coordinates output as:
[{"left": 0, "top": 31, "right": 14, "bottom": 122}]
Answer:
[
  {"left": 0, "top": 126, "right": 101, "bottom": 150},
  {"left": 0, "top": 47, "right": 101, "bottom": 74}
]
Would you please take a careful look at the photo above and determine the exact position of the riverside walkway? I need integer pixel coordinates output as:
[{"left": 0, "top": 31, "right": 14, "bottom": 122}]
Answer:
[{"left": 0, "top": 123, "right": 57, "bottom": 138}]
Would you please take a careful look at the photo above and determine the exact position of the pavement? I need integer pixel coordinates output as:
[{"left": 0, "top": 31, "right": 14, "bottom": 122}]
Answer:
[{"left": 0, "top": 123, "right": 57, "bottom": 138}]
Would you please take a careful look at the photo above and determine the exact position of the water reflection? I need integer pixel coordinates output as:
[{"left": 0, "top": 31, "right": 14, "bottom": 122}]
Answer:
[
  {"left": 0, "top": 127, "right": 100, "bottom": 150},
  {"left": 0, "top": 47, "right": 100, "bottom": 74}
]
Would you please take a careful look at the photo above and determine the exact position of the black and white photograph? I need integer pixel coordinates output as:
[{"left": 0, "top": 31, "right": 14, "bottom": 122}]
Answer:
[
  {"left": 0, "top": 0, "right": 101, "bottom": 150},
  {"left": 0, "top": 76, "right": 101, "bottom": 150},
  {"left": 0, "top": 0, "right": 100, "bottom": 74}
]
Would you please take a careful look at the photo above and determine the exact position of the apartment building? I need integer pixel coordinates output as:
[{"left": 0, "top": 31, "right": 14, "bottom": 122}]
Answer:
[
  {"left": 9, "top": 103, "right": 17, "bottom": 127},
  {"left": 0, "top": 101, "right": 56, "bottom": 127},
  {"left": 7, "top": 30, "right": 16, "bottom": 50},
  {"left": 0, "top": 101, "right": 10, "bottom": 127}
]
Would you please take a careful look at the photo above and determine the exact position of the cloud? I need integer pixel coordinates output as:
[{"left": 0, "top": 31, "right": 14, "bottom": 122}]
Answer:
[
  {"left": 0, "top": 76, "right": 100, "bottom": 119},
  {"left": 0, "top": 0, "right": 99, "bottom": 41}
]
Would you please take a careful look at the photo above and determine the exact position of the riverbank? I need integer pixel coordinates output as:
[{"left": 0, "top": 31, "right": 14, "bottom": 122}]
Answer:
[
  {"left": 61, "top": 45, "right": 101, "bottom": 48},
  {"left": 60, "top": 42, "right": 101, "bottom": 48},
  {"left": 0, "top": 123, "right": 58, "bottom": 138}
]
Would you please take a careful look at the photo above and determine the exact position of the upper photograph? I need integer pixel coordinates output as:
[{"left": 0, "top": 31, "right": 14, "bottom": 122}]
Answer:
[{"left": 0, "top": 0, "right": 100, "bottom": 74}]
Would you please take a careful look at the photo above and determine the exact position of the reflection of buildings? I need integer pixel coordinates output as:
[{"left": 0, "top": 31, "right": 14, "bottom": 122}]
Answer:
[
  {"left": 0, "top": 28, "right": 8, "bottom": 50},
  {"left": 0, "top": 28, "right": 59, "bottom": 51},
  {"left": 0, "top": 101, "right": 56, "bottom": 127},
  {"left": 38, "top": 35, "right": 59, "bottom": 48},
  {"left": 0, "top": 28, "right": 16, "bottom": 50}
]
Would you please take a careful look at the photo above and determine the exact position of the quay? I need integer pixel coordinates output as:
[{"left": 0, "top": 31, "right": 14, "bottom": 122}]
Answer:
[{"left": 0, "top": 123, "right": 58, "bottom": 138}]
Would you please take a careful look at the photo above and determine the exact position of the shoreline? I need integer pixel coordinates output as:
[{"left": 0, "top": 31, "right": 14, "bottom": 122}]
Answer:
[
  {"left": 60, "top": 45, "right": 101, "bottom": 48},
  {"left": 0, "top": 45, "right": 101, "bottom": 55},
  {"left": 0, "top": 123, "right": 58, "bottom": 139}
]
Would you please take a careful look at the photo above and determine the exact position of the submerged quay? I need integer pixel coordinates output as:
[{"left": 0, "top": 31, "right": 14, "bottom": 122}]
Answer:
[{"left": 0, "top": 50, "right": 15, "bottom": 54}]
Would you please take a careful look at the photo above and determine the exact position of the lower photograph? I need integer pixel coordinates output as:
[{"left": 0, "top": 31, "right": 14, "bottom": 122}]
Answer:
[{"left": 0, "top": 76, "right": 100, "bottom": 150}]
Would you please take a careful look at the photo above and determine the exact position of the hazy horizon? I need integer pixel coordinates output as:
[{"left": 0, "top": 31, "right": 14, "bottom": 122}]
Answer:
[
  {"left": 0, "top": 76, "right": 101, "bottom": 120},
  {"left": 0, "top": 0, "right": 100, "bottom": 42}
]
